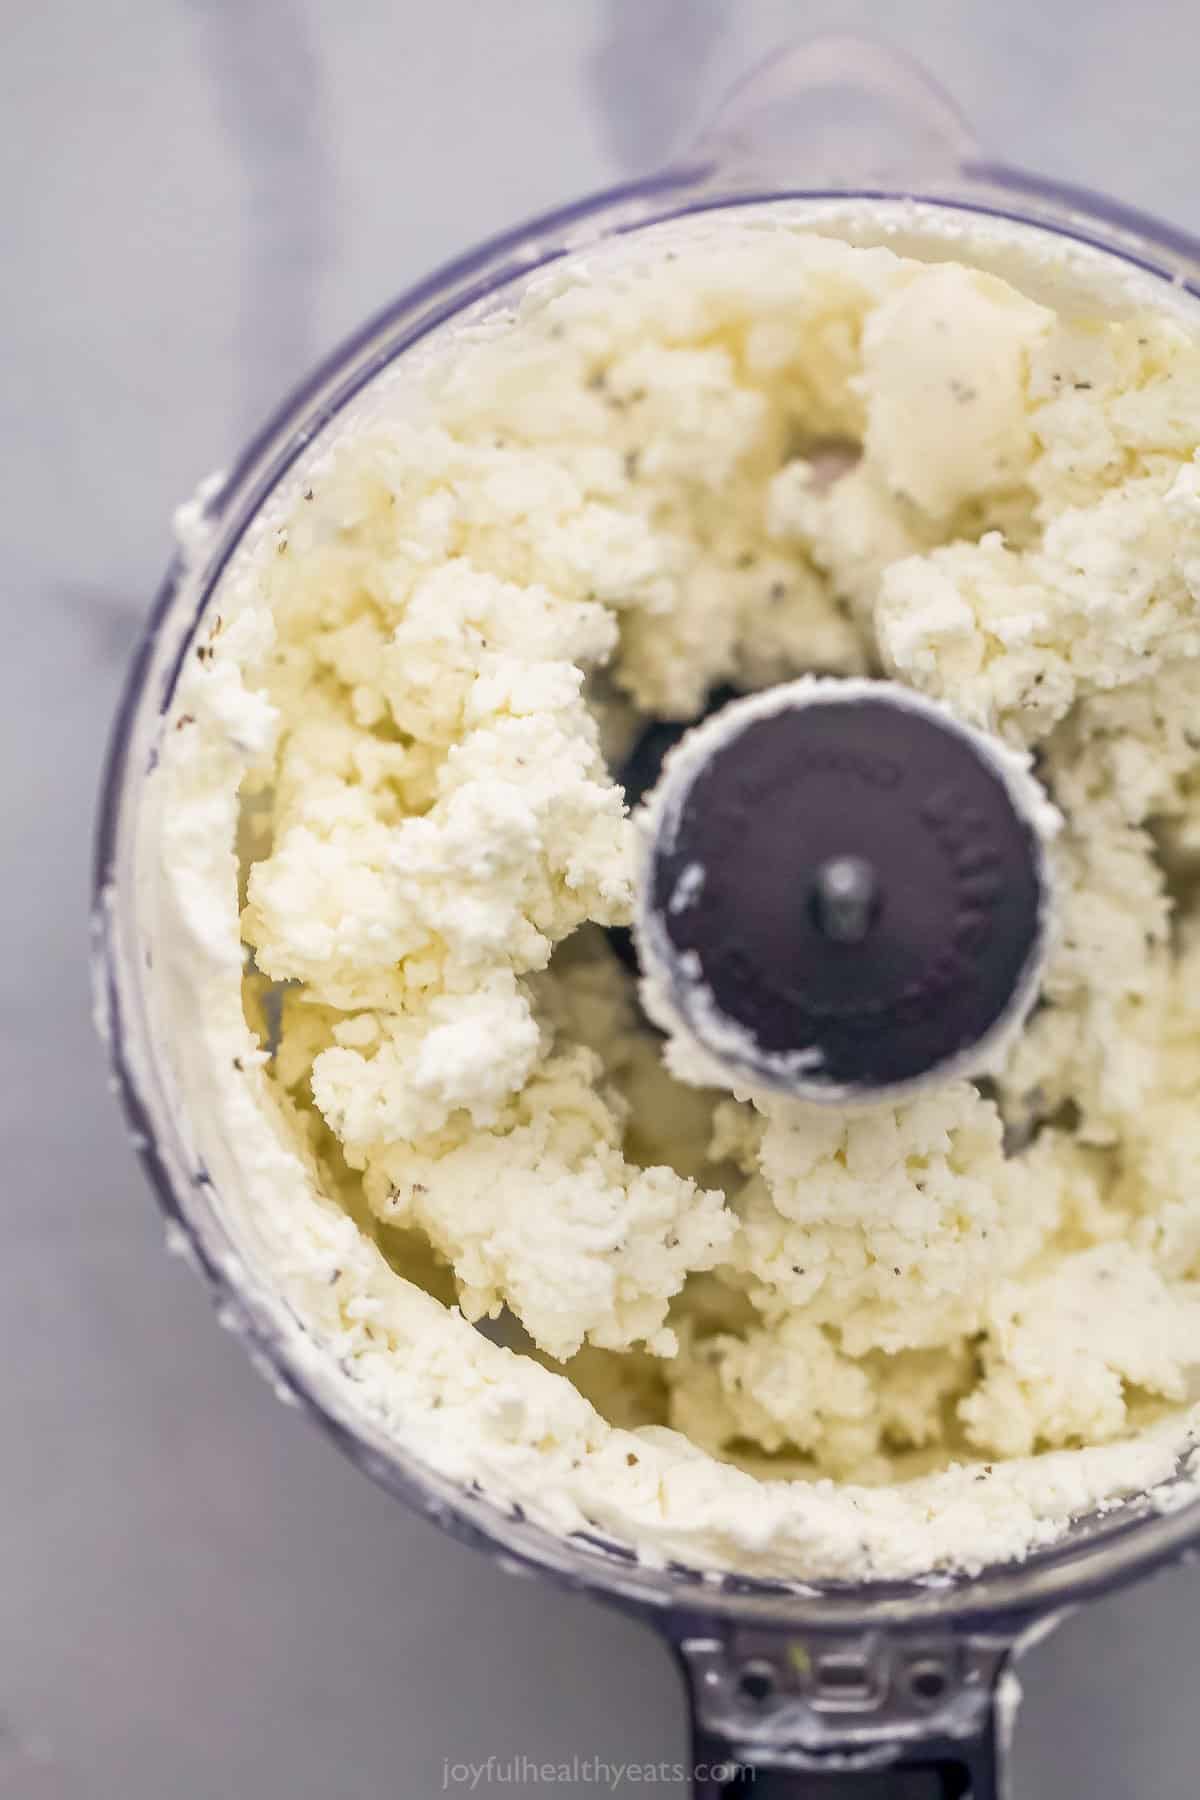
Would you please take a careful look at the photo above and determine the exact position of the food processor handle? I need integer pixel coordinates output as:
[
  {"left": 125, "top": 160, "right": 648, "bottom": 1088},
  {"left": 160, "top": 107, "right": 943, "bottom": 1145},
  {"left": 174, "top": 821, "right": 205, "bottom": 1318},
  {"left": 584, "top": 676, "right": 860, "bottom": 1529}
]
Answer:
[
  {"left": 679, "top": 28, "right": 1200, "bottom": 289},
  {"left": 681, "top": 33, "right": 980, "bottom": 184}
]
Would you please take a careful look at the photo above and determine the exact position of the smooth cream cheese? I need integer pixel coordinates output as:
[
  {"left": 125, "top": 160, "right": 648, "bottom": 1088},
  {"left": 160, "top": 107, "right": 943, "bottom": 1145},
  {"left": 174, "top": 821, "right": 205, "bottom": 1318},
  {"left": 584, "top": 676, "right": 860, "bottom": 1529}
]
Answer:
[{"left": 146, "top": 213, "right": 1200, "bottom": 1582}]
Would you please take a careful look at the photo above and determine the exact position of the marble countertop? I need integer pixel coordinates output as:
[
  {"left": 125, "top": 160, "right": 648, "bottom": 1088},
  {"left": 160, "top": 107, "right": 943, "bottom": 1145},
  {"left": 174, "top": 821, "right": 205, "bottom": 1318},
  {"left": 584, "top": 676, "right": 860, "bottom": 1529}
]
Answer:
[{"left": 6, "top": 1, "right": 1200, "bottom": 1794}]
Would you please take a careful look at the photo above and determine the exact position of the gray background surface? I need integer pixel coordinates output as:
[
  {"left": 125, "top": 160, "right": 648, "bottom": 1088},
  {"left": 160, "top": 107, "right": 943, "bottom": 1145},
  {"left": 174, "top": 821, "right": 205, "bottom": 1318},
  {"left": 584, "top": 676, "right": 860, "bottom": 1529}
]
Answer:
[{"left": 5, "top": 2, "right": 1200, "bottom": 1795}]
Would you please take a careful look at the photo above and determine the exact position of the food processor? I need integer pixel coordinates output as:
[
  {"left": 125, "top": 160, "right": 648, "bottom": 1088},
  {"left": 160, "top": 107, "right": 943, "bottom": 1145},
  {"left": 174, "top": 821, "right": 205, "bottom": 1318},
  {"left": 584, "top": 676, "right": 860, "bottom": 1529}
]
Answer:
[{"left": 93, "top": 36, "right": 1200, "bottom": 1798}]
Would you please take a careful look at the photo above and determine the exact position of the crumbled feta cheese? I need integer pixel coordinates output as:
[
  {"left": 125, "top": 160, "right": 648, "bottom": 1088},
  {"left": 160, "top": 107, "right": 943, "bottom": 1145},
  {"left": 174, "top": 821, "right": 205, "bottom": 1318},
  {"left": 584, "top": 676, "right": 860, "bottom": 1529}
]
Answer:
[{"left": 150, "top": 216, "right": 1200, "bottom": 1583}]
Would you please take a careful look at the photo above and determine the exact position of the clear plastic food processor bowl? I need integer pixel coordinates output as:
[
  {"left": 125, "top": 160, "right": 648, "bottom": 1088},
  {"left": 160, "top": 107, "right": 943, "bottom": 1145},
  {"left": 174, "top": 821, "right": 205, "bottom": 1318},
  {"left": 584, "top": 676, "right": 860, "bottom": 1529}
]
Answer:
[{"left": 93, "top": 37, "right": 1200, "bottom": 1799}]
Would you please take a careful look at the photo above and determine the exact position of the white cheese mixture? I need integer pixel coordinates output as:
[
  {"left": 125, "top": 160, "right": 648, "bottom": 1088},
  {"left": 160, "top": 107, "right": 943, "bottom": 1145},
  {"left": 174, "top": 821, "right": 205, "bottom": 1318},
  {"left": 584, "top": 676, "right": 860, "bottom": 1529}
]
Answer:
[{"left": 151, "top": 216, "right": 1200, "bottom": 1580}]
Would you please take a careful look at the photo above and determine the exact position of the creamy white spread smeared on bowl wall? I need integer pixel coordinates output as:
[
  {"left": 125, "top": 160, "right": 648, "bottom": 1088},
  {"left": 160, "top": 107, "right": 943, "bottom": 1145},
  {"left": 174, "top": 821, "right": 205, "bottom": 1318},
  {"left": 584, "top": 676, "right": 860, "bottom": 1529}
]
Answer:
[{"left": 151, "top": 213, "right": 1200, "bottom": 1581}]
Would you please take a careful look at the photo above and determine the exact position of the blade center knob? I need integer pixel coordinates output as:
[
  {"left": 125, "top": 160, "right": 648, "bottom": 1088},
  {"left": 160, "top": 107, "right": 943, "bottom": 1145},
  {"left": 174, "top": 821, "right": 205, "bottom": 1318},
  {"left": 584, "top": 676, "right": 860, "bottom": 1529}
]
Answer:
[{"left": 812, "top": 854, "right": 879, "bottom": 944}]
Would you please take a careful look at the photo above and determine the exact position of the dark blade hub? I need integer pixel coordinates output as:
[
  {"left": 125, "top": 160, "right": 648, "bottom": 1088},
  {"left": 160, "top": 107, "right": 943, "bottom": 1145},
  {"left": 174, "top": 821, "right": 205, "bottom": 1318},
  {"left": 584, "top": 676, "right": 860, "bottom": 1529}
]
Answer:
[{"left": 635, "top": 681, "right": 1051, "bottom": 1099}]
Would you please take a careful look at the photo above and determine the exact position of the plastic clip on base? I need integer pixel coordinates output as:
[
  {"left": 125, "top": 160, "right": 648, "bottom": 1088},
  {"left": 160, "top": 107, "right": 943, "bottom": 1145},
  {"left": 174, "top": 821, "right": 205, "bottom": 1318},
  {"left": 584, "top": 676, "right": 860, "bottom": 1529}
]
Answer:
[{"left": 677, "top": 1631, "right": 1009, "bottom": 1800}]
